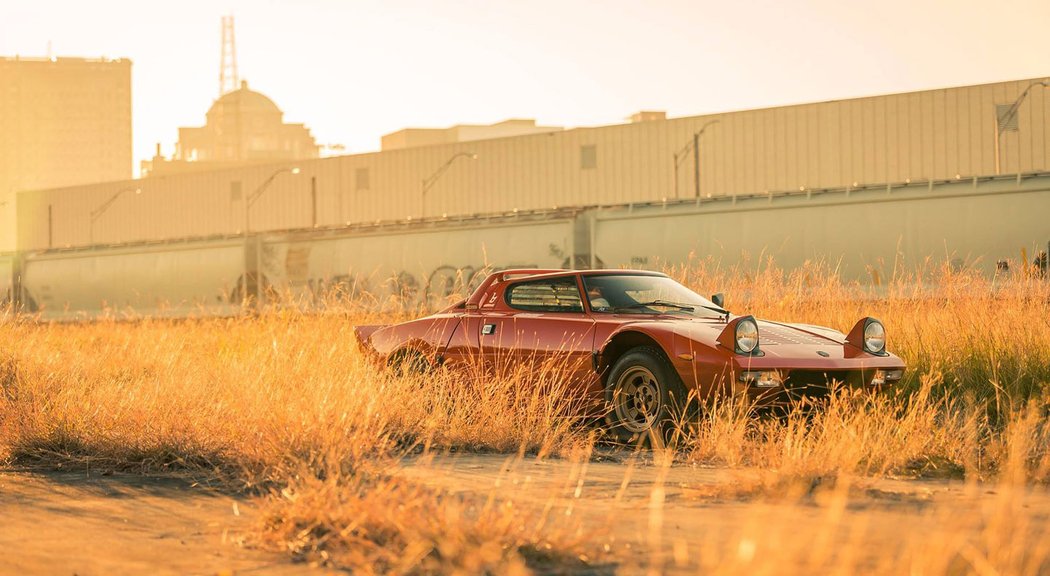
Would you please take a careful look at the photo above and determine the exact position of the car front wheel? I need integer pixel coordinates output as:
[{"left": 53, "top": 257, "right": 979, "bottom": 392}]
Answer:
[{"left": 604, "top": 346, "right": 689, "bottom": 445}]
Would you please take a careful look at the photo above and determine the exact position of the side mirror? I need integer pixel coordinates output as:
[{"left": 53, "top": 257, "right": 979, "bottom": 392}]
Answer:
[{"left": 711, "top": 293, "right": 725, "bottom": 308}]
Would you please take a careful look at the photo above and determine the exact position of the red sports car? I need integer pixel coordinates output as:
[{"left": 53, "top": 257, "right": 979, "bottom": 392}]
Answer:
[{"left": 356, "top": 269, "right": 906, "bottom": 441}]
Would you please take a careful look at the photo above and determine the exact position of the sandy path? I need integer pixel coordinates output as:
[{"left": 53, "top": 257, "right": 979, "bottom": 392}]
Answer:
[
  {"left": 3, "top": 457, "right": 1048, "bottom": 574},
  {"left": 395, "top": 453, "right": 1050, "bottom": 572},
  {"left": 0, "top": 469, "right": 321, "bottom": 576}
]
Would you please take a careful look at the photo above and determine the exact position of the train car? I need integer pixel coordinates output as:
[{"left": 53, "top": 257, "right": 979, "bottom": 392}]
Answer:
[{"left": 20, "top": 239, "right": 245, "bottom": 320}]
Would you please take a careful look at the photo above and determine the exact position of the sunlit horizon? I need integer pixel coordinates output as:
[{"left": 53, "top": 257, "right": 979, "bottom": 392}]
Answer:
[{"left": 2, "top": 0, "right": 1048, "bottom": 173}]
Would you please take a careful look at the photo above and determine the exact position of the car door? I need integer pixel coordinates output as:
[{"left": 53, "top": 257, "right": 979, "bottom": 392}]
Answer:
[{"left": 481, "top": 276, "right": 598, "bottom": 390}]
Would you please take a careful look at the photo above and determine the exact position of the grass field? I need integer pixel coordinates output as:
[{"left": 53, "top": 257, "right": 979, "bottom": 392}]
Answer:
[{"left": 1, "top": 261, "right": 1049, "bottom": 574}]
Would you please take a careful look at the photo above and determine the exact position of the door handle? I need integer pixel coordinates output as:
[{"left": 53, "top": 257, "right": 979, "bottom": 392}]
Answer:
[{"left": 481, "top": 323, "right": 496, "bottom": 335}]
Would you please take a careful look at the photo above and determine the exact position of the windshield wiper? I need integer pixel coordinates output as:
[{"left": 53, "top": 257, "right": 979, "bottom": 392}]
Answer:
[
  {"left": 613, "top": 300, "right": 730, "bottom": 318},
  {"left": 613, "top": 300, "right": 695, "bottom": 313}
]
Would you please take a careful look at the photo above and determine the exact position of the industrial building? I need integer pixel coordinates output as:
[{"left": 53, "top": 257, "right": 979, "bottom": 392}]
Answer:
[
  {"left": 5, "top": 76, "right": 1050, "bottom": 318},
  {"left": 0, "top": 55, "right": 132, "bottom": 252}
]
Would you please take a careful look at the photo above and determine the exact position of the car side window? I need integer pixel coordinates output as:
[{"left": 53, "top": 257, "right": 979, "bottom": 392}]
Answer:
[{"left": 506, "top": 278, "right": 584, "bottom": 313}]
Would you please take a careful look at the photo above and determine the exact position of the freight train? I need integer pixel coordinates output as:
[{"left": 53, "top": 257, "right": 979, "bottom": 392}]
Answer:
[{"left": 4, "top": 174, "right": 1048, "bottom": 320}]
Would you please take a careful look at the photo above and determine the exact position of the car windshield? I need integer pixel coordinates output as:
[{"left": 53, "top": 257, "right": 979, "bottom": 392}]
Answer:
[{"left": 581, "top": 274, "right": 723, "bottom": 318}]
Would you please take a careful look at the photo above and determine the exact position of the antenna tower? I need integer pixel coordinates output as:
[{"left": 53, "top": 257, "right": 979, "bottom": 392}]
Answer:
[{"left": 219, "top": 15, "right": 239, "bottom": 96}]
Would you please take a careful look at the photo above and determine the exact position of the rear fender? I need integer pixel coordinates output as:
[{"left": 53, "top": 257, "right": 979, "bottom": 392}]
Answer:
[
  {"left": 367, "top": 316, "right": 465, "bottom": 366},
  {"left": 434, "top": 317, "right": 466, "bottom": 363},
  {"left": 354, "top": 324, "right": 387, "bottom": 353}
]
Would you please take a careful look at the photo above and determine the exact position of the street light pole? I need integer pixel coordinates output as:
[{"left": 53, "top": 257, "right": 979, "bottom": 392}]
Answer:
[
  {"left": 421, "top": 152, "right": 477, "bottom": 218},
  {"left": 89, "top": 187, "right": 141, "bottom": 244},
  {"left": 995, "top": 79, "right": 1049, "bottom": 175},
  {"left": 242, "top": 167, "right": 300, "bottom": 306},
  {"left": 244, "top": 166, "right": 300, "bottom": 233},
  {"left": 673, "top": 119, "right": 719, "bottom": 199}
]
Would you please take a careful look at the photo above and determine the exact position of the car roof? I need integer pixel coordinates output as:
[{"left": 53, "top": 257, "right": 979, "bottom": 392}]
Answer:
[
  {"left": 579, "top": 269, "right": 668, "bottom": 277},
  {"left": 495, "top": 269, "right": 668, "bottom": 283}
]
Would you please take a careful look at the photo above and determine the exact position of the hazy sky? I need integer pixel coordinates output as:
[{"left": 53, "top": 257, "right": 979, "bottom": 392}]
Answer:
[{"left": 2, "top": 0, "right": 1048, "bottom": 171}]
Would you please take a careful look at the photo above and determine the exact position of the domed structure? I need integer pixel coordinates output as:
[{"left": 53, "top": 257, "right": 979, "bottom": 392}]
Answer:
[
  {"left": 145, "top": 80, "right": 318, "bottom": 175},
  {"left": 205, "top": 81, "right": 283, "bottom": 130}
]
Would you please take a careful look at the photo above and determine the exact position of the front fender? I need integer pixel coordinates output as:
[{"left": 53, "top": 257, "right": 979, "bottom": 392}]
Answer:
[{"left": 597, "top": 323, "right": 700, "bottom": 391}]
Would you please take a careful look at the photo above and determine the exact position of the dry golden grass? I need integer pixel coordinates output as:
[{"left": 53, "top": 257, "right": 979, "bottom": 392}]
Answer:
[
  {"left": 1, "top": 260, "right": 1049, "bottom": 573},
  {"left": 0, "top": 313, "right": 599, "bottom": 572}
]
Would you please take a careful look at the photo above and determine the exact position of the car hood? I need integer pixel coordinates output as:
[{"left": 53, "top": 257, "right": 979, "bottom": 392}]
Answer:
[{"left": 637, "top": 316, "right": 851, "bottom": 359}]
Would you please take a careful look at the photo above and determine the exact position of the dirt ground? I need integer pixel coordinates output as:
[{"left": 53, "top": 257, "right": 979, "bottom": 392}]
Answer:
[
  {"left": 0, "top": 470, "right": 321, "bottom": 576},
  {"left": 2, "top": 457, "right": 1049, "bottom": 574},
  {"left": 394, "top": 453, "right": 1050, "bottom": 573}
]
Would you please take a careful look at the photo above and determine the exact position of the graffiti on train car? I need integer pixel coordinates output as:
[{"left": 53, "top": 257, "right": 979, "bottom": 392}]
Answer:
[
  {"left": 219, "top": 258, "right": 560, "bottom": 310},
  {"left": 281, "top": 263, "right": 544, "bottom": 310},
  {"left": 259, "top": 233, "right": 578, "bottom": 310}
]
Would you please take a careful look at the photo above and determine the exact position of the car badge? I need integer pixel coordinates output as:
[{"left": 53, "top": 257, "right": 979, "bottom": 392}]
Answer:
[{"left": 816, "top": 350, "right": 830, "bottom": 357}]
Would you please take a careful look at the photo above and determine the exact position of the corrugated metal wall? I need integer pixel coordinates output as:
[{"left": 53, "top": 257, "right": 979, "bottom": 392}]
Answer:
[{"left": 16, "top": 77, "right": 1050, "bottom": 252}]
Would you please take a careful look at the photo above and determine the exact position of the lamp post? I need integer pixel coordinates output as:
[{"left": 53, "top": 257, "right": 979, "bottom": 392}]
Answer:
[
  {"left": 673, "top": 119, "right": 719, "bottom": 199},
  {"left": 242, "top": 167, "right": 300, "bottom": 306},
  {"left": 995, "top": 79, "right": 1050, "bottom": 175},
  {"left": 89, "top": 187, "right": 141, "bottom": 244},
  {"left": 244, "top": 166, "right": 300, "bottom": 233},
  {"left": 421, "top": 152, "right": 477, "bottom": 218}
]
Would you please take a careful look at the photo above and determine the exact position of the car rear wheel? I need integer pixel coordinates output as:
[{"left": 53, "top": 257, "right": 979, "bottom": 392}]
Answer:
[
  {"left": 387, "top": 348, "right": 430, "bottom": 376},
  {"left": 604, "top": 346, "right": 689, "bottom": 445}
]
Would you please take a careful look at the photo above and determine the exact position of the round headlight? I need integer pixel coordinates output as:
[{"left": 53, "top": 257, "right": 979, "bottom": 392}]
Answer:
[
  {"left": 863, "top": 320, "right": 886, "bottom": 354},
  {"left": 736, "top": 318, "right": 759, "bottom": 353}
]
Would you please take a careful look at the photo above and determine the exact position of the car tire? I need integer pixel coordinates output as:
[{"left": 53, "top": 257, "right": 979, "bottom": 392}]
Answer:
[
  {"left": 604, "top": 346, "right": 690, "bottom": 446},
  {"left": 387, "top": 348, "right": 430, "bottom": 376}
]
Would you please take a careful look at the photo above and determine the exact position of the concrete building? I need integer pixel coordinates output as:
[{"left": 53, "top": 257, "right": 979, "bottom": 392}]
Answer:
[
  {"left": 141, "top": 80, "right": 318, "bottom": 177},
  {"left": 381, "top": 119, "right": 563, "bottom": 150},
  {"left": 0, "top": 56, "right": 132, "bottom": 251}
]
